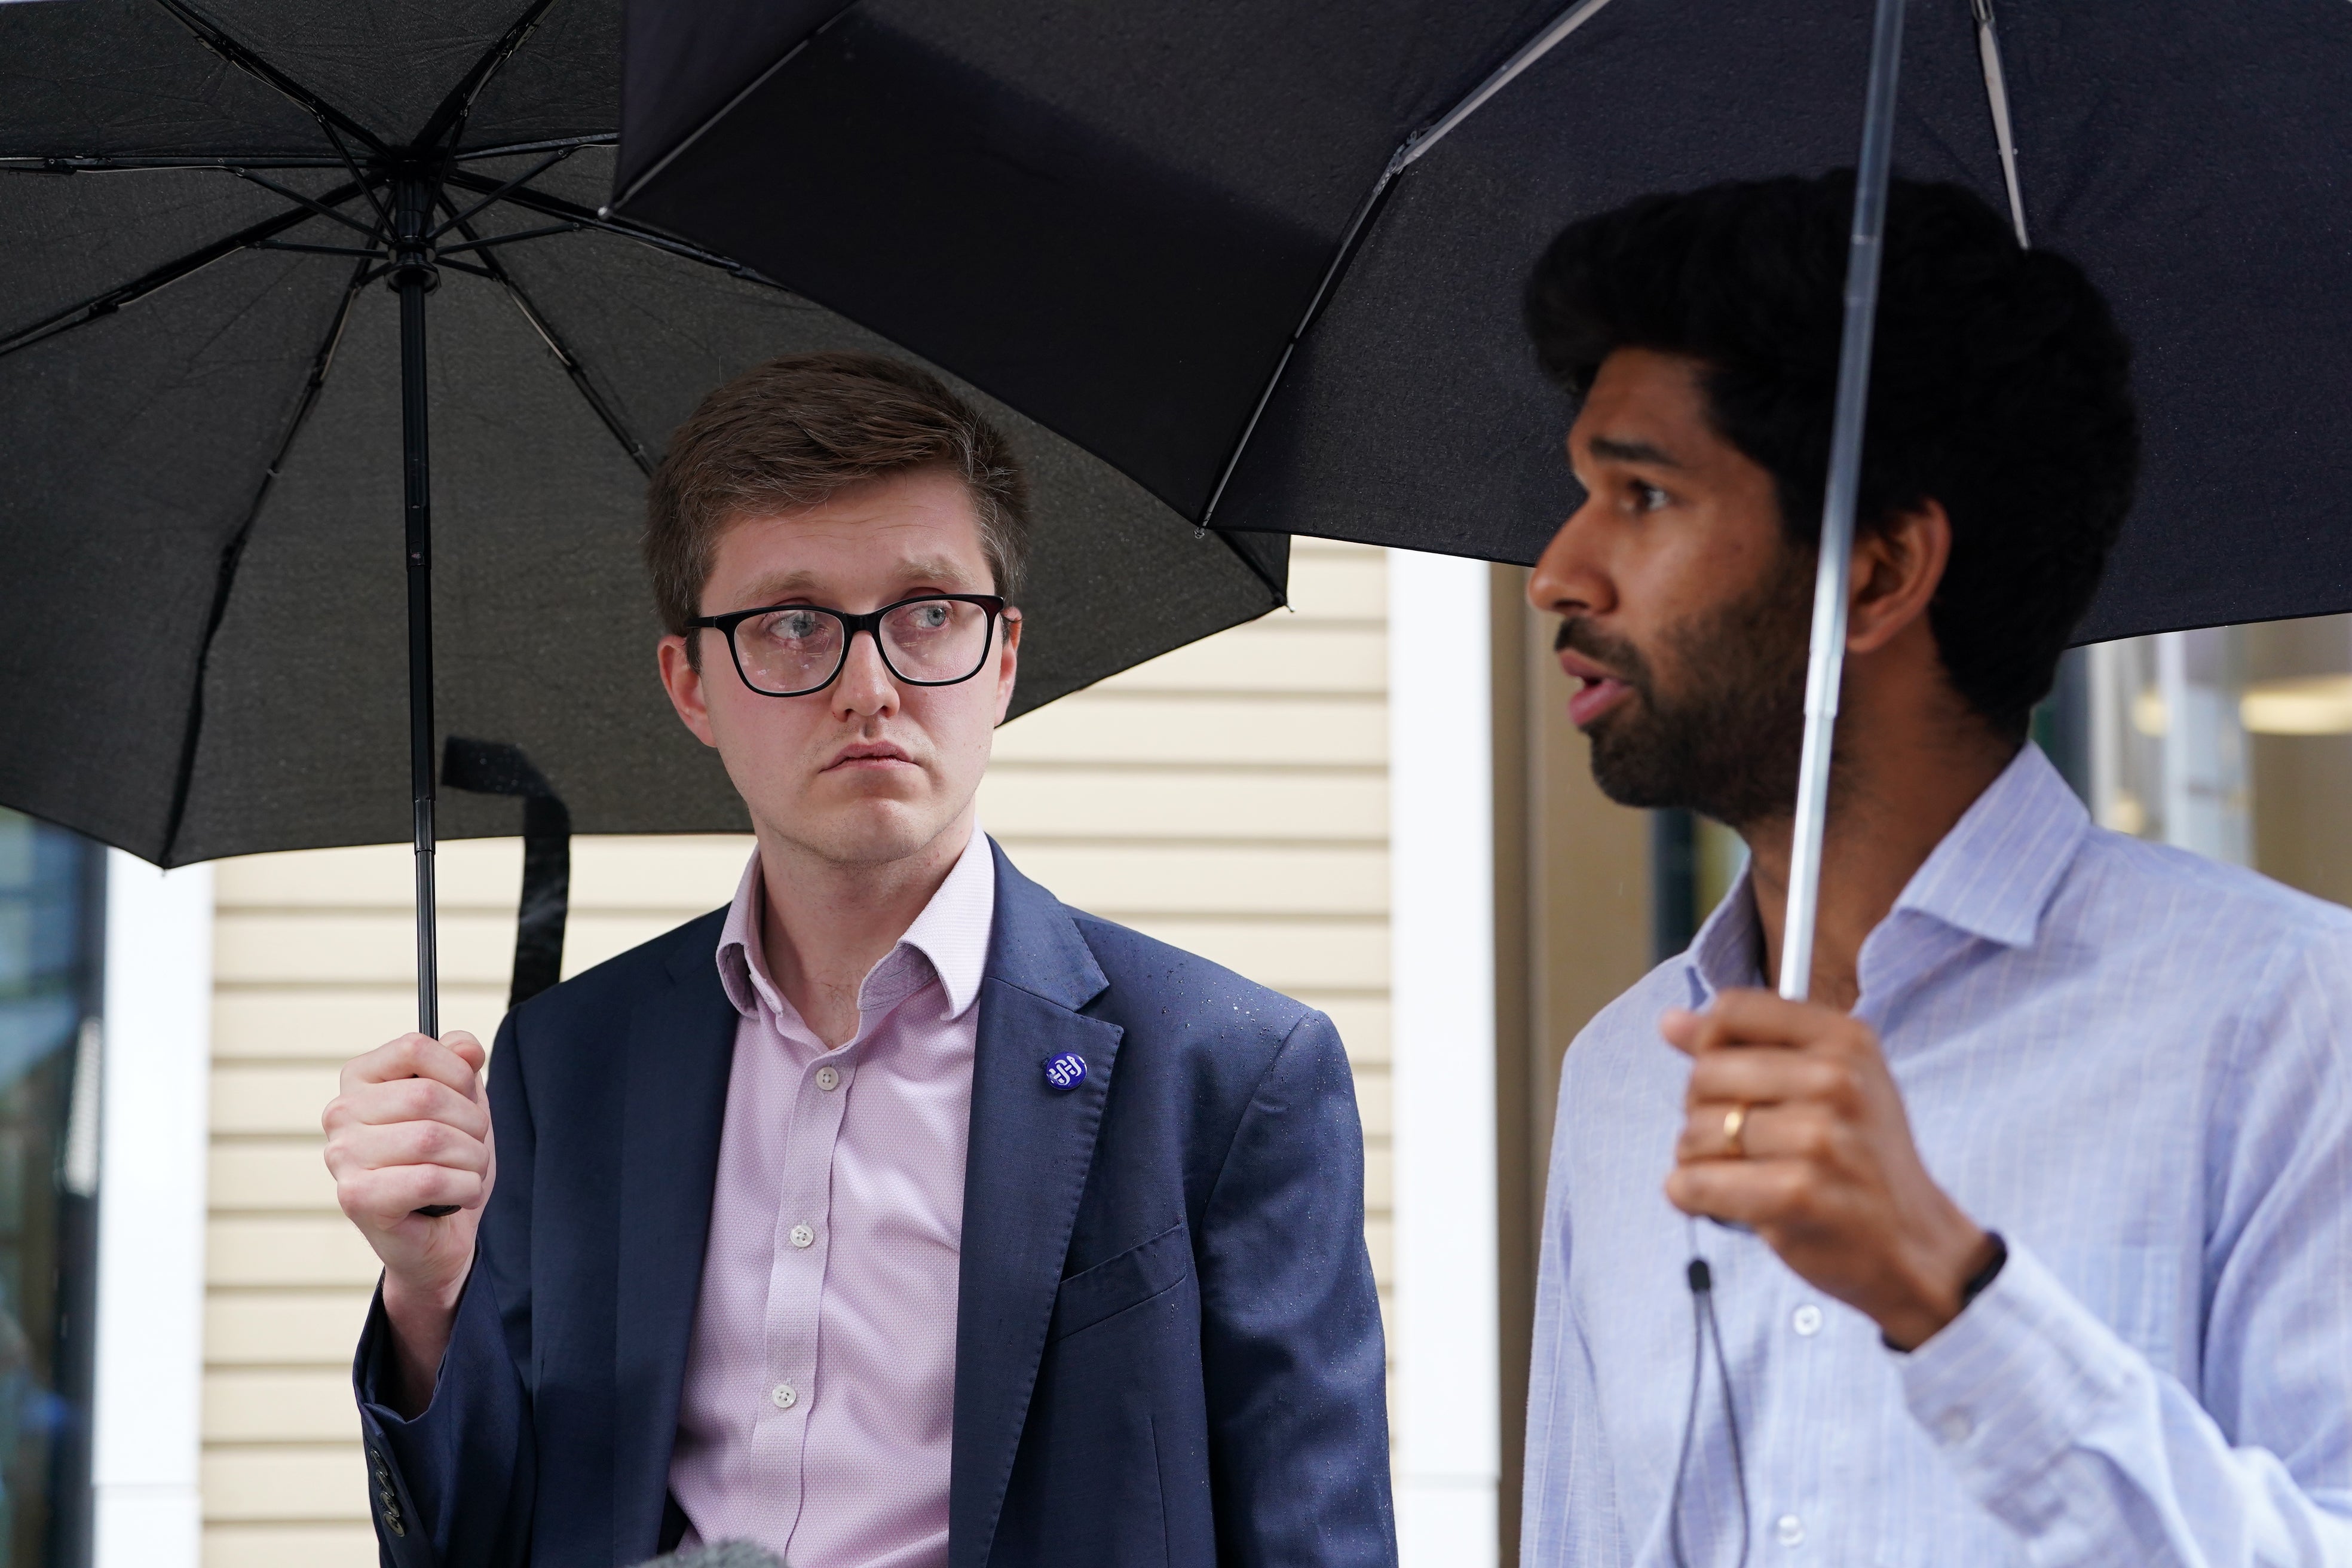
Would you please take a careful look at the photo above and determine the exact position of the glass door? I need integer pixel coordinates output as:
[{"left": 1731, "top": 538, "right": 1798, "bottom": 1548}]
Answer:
[{"left": 0, "top": 810, "right": 99, "bottom": 1567}]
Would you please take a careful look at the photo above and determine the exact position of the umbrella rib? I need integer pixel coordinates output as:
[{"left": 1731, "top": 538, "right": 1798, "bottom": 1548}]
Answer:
[
  {"left": 434, "top": 222, "right": 583, "bottom": 257},
  {"left": 317, "top": 118, "right": 395, "bottom": 231},
  {"left": 0, "top": 155, "right": 349, "bottom": 173},
  {"left": 1195, "top": 172, "right": 1401, "bottom": 528},
  {"left": 1394, "top": 0, "right": 1621, "bottom": 173},
  {"left": 151, "top": 0, "right": 387, "bottom": 153},
  {"left": 416, "top": 0, "right": 569, "bottom": 152},
  {"left": 225, "top": 166, "right": 384, "bottom": 238},
  {"left": 427, "top": 147, "right": 577, "bottom": 241},
  {"left": 0, "top": 180, "right": 368, "bottom": 362},
  {"left": 607, "top": 1, "right": 859, "bottom": 213},
  {"left": 1209, "top": 532, "right": 1288, "bottom": 607},
  {"left": 451, "top": 132, "right": 617, "bottom": 164},
  {"left": 441, "top": 203, "right": 655, "bottom": 474},
  {"left": 253, "top": 238, "right": 388, "bottom": 258},
  {"left": 1196, "top": 0, "right": 1620, "bottom": 530},
  {"left": 158, "top": 259, "right": 374, "bottom": 863},
  {"left": 433, "top": 223, "right": 583, "bottom": 257},
  {"left": 444, "top": 170, "right": 778, "bottom": 282},
  {"left": 1970, "top": 0, "right": 2031, "bottom": 246}
]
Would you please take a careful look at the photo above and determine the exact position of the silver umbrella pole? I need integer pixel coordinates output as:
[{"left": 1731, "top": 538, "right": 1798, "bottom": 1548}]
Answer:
[{"left": 1778, "top": 0, "right": 1908, "bottom": 1003}]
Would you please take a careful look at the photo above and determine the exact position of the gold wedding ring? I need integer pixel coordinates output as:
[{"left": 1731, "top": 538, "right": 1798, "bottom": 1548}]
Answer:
[{"left": 1722, "top": 1102, "right": 1749, "bottom": 1159}]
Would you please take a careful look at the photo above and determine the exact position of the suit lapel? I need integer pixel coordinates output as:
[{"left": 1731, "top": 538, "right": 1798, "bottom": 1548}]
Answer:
[
  {"left": 950, "top": 845, "right": 1123, "bottom": 1568},
  {"left": 613, "top": 914, "right": 740, "bottom": 1560}
]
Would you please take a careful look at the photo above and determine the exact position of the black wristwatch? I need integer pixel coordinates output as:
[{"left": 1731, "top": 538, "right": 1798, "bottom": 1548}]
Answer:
[{"left": 1883, "top": 1230, "right": 2007, "bottom": 1353}]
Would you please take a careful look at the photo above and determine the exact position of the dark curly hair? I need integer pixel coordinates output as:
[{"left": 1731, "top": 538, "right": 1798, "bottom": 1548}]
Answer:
[{"left": 1524, "top": 172, "right": 2138, "bottom": 738}]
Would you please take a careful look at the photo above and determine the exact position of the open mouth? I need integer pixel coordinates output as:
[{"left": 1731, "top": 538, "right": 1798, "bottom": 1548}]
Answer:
[{"left": 1556, "top": 650, "right": 1634, "bottom": 729}]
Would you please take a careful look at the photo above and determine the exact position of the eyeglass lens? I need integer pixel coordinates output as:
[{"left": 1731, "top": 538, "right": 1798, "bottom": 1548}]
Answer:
[{"left": 734, "top": 599, "right": 994, "bottom": 695}]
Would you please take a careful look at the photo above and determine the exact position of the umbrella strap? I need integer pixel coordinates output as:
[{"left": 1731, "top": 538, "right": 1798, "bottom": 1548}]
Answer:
[{"left": 442, "top": 739, "right": 572, "bottom": 1012}]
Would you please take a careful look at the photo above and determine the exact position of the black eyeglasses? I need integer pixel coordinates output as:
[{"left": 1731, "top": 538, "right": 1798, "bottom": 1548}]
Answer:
[{"left": 688, "top": 594, "right": 1012, "bottom": 698}]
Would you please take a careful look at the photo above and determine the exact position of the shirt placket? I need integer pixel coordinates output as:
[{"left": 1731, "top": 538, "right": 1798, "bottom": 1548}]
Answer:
[{"left": 754, "top": 1028, "right": 858, "bottom": 1558}]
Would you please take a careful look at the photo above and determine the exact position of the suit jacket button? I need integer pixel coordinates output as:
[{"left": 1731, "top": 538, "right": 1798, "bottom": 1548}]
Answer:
[{"left": 384, "top": 1510, "right": 406, "bottom": 1538}]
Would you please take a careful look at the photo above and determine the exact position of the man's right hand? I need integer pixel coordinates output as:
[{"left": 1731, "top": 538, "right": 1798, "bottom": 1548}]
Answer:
[{"left": 323, "top": 1030, "right": 496, "bottom": 1416}]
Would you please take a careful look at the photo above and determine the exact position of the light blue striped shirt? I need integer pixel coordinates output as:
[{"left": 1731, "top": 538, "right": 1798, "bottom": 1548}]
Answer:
[{"left": 1524, "top": 743, "right": 2352, "bottom": 1566}]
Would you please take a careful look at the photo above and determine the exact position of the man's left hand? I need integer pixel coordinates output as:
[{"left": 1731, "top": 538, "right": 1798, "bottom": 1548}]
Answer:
[{"left": 1662, "top": 989, "right": 1996, "bottom": 1350}]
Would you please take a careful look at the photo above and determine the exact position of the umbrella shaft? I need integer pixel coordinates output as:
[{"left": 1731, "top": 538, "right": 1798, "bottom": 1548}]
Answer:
[
  {"left": 396, "top": 176, "right": 440, "bottom": 1040},
  {"left": 1780, "top": 0, "right": 1909, "bottom": 1004}
]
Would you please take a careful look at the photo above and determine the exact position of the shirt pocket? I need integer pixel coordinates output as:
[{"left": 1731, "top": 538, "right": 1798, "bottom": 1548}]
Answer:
[{"left": 1049, "top": 1221, "right": 1192, "bottom": 1343}]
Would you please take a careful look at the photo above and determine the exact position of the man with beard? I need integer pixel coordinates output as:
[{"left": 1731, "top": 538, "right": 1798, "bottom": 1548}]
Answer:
[{"left": 1518, "top": 174, "right": 2352, "bottom": 1565}]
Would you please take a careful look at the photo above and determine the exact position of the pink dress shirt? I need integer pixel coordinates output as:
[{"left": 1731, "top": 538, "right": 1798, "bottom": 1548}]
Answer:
[{"left": 667, "top": 828, "right": 994, "bottom": 1567}]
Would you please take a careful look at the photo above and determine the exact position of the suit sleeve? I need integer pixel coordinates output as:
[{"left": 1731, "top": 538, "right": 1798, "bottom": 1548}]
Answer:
[
  {"left": 1197, "top": 1009, "right": 1397, "bottom": 1568},
  {"left": 353, "top": 1010, "right": 540, "bottom": 1568}
]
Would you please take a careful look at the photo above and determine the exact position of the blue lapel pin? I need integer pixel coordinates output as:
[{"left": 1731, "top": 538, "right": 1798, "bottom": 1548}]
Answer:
[{"left": 1043, "top": 1051, "right": 1087, "bottom": 1092}]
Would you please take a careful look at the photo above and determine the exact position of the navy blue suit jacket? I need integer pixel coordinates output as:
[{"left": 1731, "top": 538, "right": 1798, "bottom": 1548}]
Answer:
[{"left": 356, "top": 843, "right": 1394, "bottom": 1567}]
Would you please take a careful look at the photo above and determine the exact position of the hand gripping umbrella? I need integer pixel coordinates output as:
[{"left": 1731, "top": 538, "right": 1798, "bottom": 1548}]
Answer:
[
  {"left": 615, "top": 0, "right": 2352, "bottom": 1002},
  {"left": 0, "top": 0, "right": 1289, "bottom": 1034}
]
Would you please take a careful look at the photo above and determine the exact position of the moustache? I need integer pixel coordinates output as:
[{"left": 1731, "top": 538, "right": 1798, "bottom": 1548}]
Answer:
[{"left": 1553, "top": 617, "right": 1653, "bottom": 690}]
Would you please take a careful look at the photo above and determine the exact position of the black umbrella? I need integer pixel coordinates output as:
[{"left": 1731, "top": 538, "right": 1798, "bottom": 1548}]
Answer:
[
  {"left": 0, "top": 0, "right": 1288, "bottom": 1031},
  {"left": 614, "top": 0, "right": 2352, "bottom": 988},
  {"left": 614, "top": 0, "right": 2352, "bottom": 644}
]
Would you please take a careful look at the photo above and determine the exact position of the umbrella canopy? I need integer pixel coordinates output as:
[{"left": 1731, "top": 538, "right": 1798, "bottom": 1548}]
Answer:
[
  {"left": 0, "top": 0, "right": 1288, "bottom": 871},
  {"left": 614, "top": 0, "right": 2352, "bottom": 647}
]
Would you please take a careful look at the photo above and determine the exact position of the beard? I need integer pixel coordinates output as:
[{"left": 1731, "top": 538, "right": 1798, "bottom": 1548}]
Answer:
[{"left": 1561, "top": 549, "right": 1814, "bottom": 829}]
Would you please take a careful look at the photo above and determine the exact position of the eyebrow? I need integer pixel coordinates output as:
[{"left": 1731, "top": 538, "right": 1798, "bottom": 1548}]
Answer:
[
  {"left": 739, "top": 556, "right": 982, "bottom": 604},
  {"left": 1585, "top": 435, "right": 1686, "bottom": 470}
]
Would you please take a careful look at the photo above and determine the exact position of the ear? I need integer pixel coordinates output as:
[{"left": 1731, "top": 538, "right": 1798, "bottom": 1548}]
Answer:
[
  {"left": 657, "top": 633, "right": 721, "bottom": 749},
  {"left": 1845, "top": 499, "right": 1951, "bottom": 656},
  {"left": 991, "top": 609, "right": 1022, "bottom": 726}
]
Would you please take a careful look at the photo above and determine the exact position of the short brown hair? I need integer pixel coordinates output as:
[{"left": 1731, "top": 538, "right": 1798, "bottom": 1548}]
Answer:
[{"left": 645, "top": 351, "right": 1030, "bottom": 641}]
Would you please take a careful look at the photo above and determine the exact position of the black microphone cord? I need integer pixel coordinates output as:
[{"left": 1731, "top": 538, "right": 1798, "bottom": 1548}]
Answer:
[{"left": 1667, "top": 1224, "right": 1750, "bottom": 1568}]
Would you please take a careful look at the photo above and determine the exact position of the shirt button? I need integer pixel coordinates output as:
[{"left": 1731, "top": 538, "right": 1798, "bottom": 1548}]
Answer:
[
  {"left": 790, "top": 1223, "right": 814, "bottom": 1249},
  {"left": 1938, "top": 1411, "right": 1974, "bottom": 1444},
  {"left": 814, "top": 1065, "right": 841, "bottom": 1092},
  {"left": 1791, "top": 1303, "right": 1824, "bottom": 1337},
  {"left": 1776, "top": 1514, "right": 1805, "bottom": 1547},
  {"left": 770, "top": 1382, "right": 798, "bottom": 1410}
]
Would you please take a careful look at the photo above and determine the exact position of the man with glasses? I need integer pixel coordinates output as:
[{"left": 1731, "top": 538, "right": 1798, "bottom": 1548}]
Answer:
[{"left": 323, "top": 353, "right": 1394, "bottom": 1568}]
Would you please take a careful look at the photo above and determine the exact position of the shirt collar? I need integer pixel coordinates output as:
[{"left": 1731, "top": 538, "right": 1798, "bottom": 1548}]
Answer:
[
  {"left": 1888, "top": 742, "right": 2088, "bottom": 951},
  {"left": 1680, "top": 742, "right": 2087, "bottom": 1000},
  {"left": 715, "top": 825, "right": 997, "bottom": 1025},
  {"left": 1688, "top": 865, "right": 1766, "bottom": 1002}
]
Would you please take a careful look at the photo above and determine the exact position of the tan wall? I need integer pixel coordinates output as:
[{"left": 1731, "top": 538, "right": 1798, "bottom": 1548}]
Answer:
[
  {"left": 1492, "top": 572, "right": 1655, "bottom": 1562},
  {"left": 198, "top": 540, "right": 1389, "bottom": 1565}
]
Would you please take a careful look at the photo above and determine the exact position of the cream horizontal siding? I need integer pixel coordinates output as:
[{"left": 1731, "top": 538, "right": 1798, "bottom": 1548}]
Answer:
[{"left": 200, "top": 538, "right": 1389, "bottom": 1559}]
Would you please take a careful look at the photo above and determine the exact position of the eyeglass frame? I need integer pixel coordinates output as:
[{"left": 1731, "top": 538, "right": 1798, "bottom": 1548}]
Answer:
[{"left": 686, "top": 593, "right": 1015, "bottom": 698}]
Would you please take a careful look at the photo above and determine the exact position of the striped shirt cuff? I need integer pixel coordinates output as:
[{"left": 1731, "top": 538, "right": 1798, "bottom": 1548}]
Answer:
[{"left": 1895, "top": 1238, "right": 2132, "bottom": 1530}]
